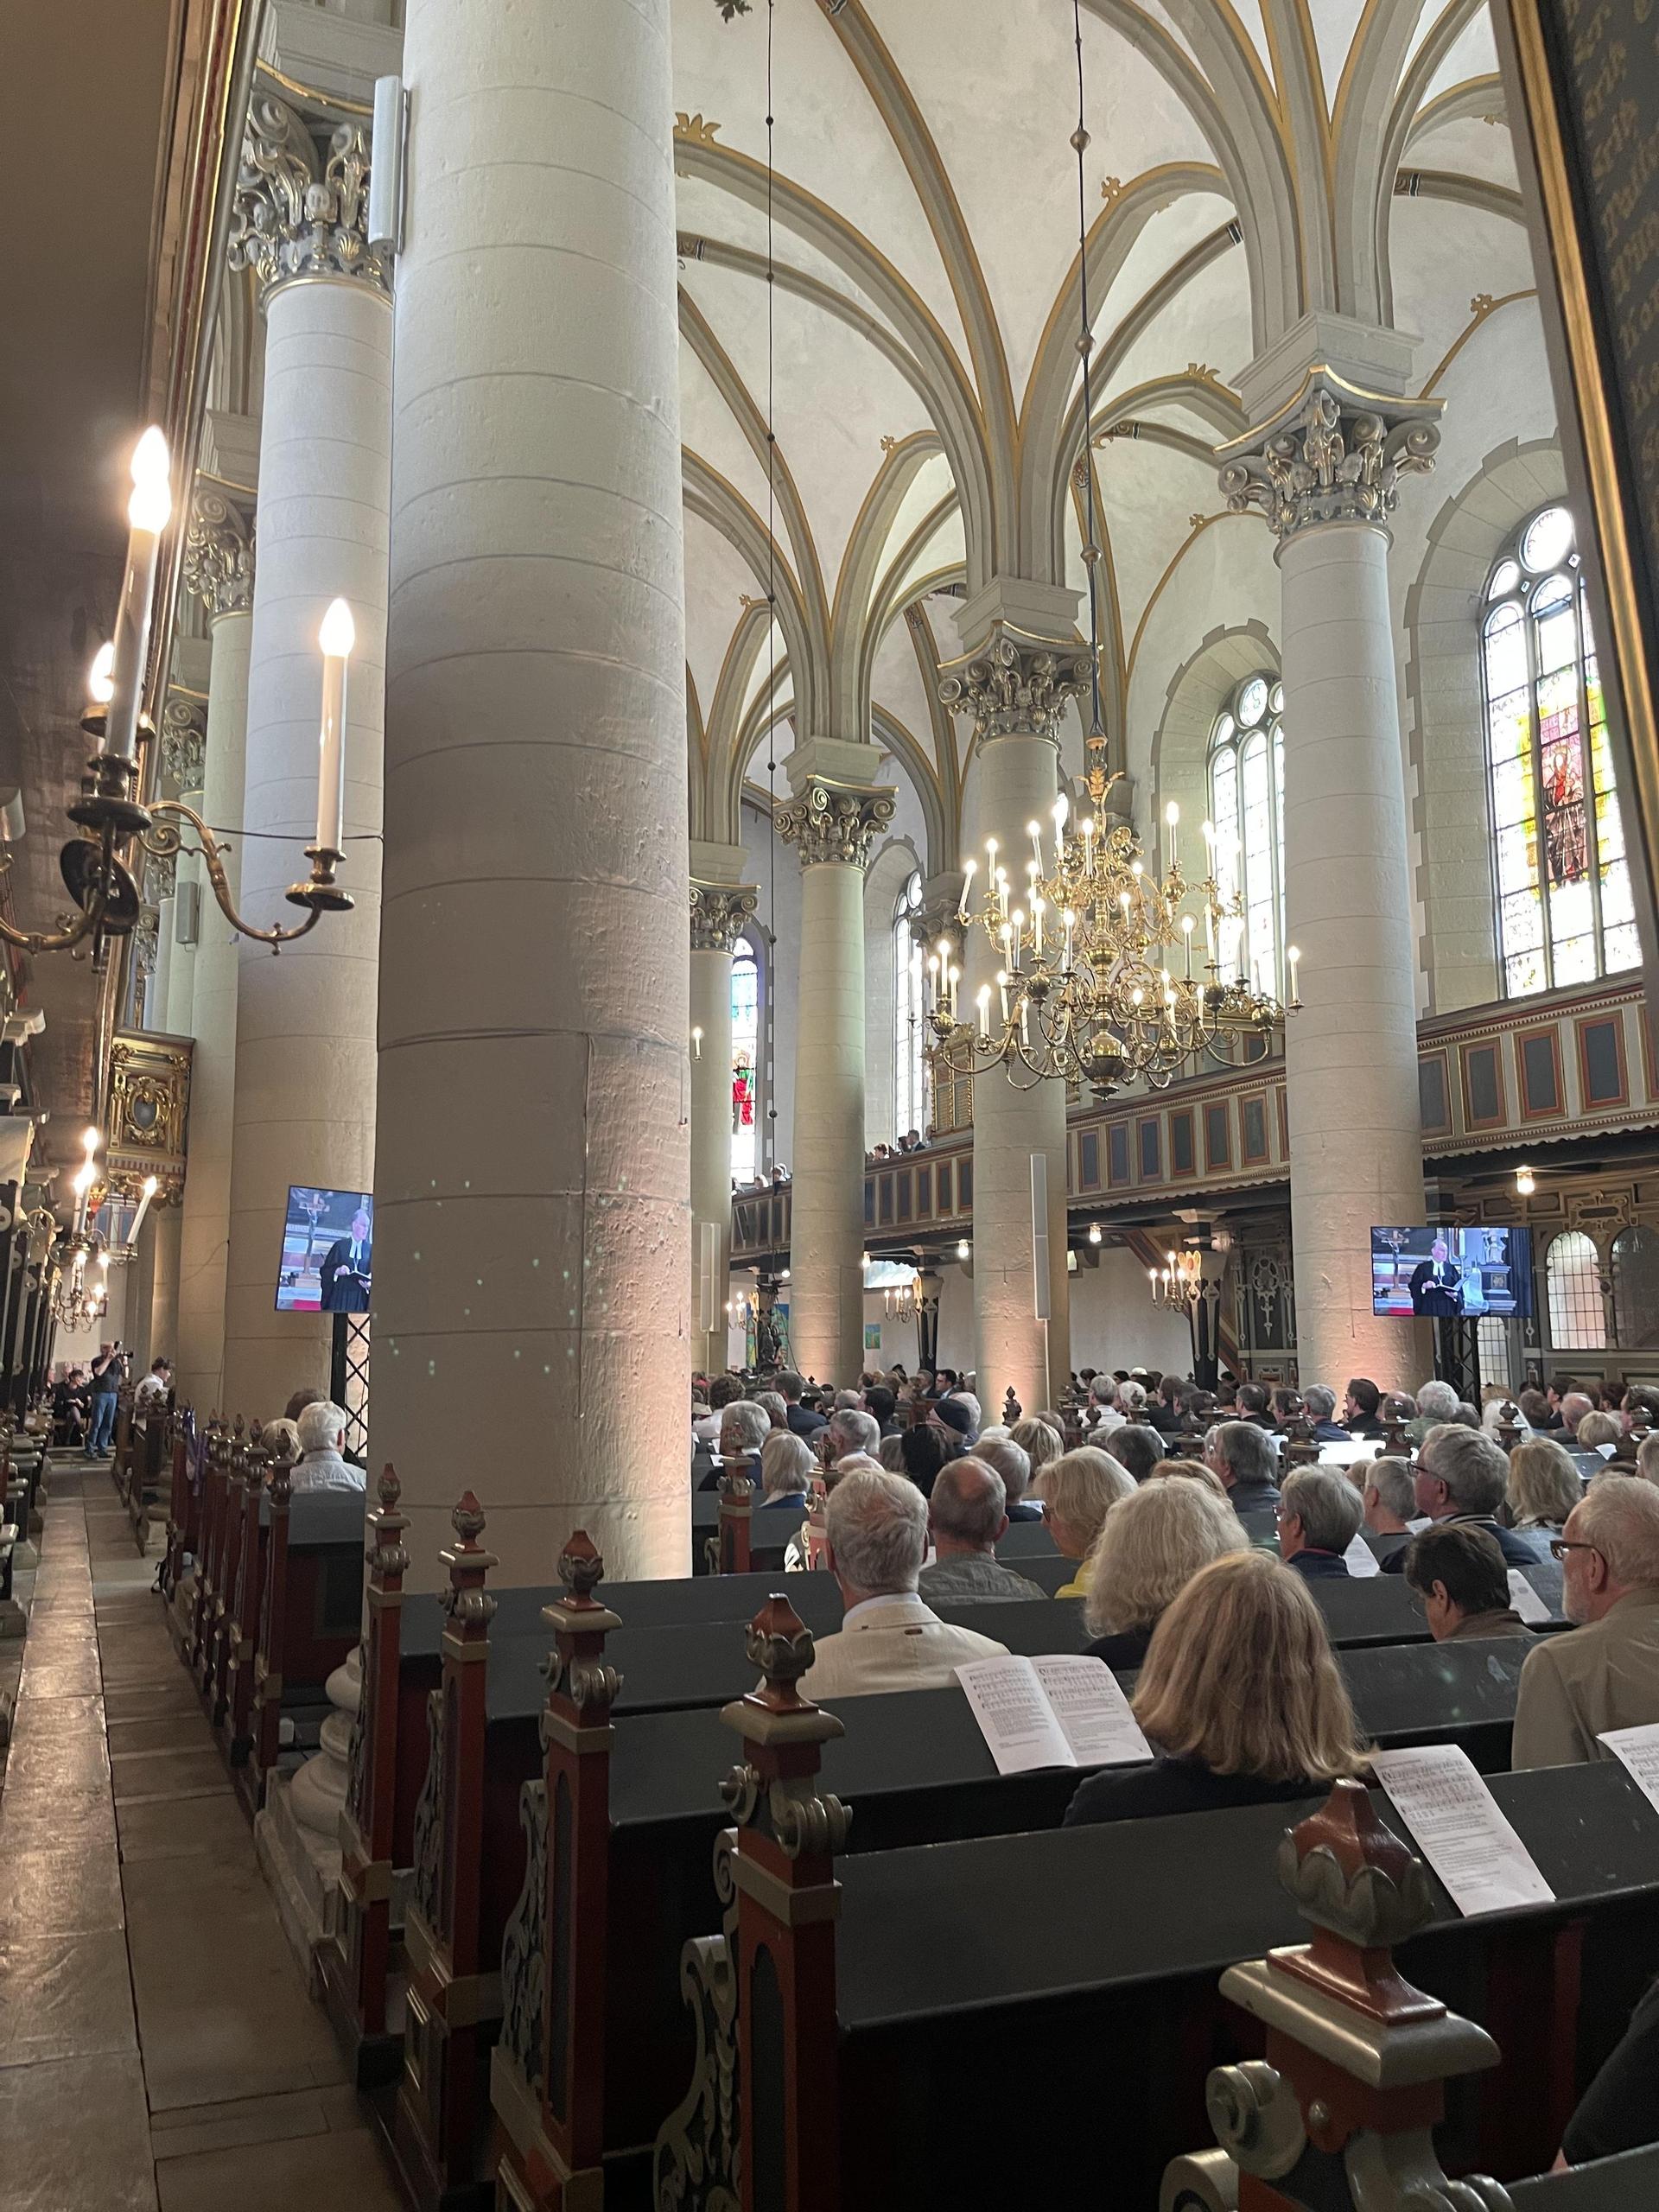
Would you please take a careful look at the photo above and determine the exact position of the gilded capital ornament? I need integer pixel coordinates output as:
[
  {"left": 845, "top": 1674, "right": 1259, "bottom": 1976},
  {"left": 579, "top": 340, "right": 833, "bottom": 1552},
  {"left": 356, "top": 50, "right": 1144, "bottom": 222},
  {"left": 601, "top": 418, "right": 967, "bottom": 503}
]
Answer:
[
  {"left": 228, "top": 93, "right": 388, "bottom": 302},
  {"left": 159, "top": 695, "right": 207, "bottom": 794},
  {"left": 776, "top": 780, "right": 895, "bottom": 870},
  {"left": 937, "top": 623, "right": 1092, "bottom": 749},
  {"left": 182, "top": 486, "right": 255, "bottom": 620},
  {"left": 1217, "top": 372, "right": 1442, "bottom": 543},
  {"left": 690, "top": 883, "right": 759, "bottom": 952}
]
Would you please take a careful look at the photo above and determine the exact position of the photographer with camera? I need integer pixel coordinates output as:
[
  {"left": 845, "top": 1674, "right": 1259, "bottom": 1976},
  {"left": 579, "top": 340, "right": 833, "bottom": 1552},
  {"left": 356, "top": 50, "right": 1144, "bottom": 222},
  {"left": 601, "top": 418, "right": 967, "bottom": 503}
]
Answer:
[{"left": 84, "top": 1339, "right": 127, "bottom": 1459}]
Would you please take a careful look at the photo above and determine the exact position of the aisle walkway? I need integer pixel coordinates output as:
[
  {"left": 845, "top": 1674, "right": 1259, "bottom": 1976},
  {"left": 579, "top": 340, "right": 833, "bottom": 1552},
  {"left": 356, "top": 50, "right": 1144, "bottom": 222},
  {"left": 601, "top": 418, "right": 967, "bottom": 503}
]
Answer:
[{"left": 0, "top": 1465, "right": 403, "bottom": 2209}]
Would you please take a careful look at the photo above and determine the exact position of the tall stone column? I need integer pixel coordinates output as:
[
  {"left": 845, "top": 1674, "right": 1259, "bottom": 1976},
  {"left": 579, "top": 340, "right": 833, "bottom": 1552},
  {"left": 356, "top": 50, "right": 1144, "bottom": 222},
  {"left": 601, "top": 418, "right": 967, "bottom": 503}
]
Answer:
[
  {"left": 939, "top": 583, "right": 1082, "bottom": 1415},
  {"left": 221, "top": 95, "right": 391, "bottom": 1422},
  {"left": 778, "top": 747, "right": 894, "bottom": 1386},
  {"left": 160, "top": 695, "right": 210, "bottom": 1038},
  {"left": 175, "top": 488, "right": 255, "bottom": 1414},
  {"left": 373, "top": 0, "right": 691, "bottom": 1586},
  {"left": 1218, "top": 365, "right": 1442, "bottom": 1392},
  {"left": 690, "top": 869, "right": 757, "bottom": 1379}
]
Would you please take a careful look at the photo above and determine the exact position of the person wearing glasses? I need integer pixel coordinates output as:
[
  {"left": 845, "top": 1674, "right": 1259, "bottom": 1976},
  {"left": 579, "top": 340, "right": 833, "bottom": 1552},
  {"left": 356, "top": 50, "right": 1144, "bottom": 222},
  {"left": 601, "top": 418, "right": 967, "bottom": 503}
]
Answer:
[{"left": 1511, "top": 1477, "right": 1659, "bottom": 1770}]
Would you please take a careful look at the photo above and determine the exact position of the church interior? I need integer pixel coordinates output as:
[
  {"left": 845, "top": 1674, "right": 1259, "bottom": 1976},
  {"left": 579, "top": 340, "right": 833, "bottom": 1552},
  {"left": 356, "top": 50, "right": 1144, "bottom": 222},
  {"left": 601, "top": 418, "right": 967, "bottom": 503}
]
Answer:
[{"left": 6, "top": 1, "right": 1659, "bottom": 2207}]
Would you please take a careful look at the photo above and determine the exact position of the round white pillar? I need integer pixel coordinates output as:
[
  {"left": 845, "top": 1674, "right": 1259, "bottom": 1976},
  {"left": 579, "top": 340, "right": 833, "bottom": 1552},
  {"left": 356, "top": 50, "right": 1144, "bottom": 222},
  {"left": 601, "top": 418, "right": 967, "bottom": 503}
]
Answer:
[
  {"left": 1278, "top": 518, "right": 1427, "bottom": 1390},
  {"left": 690, "top": 882, "right": 755, "bottom": 1379},
  {"left": 779, "top": 766, "right": 894, "bottom": 1387},
  {"left": 160, "top": 696, "right": 208, "bottom": 1039},
  {"left": 372, "top": 0, "right": 691, "bottom": 1586},
  {"left": 175, "top": 578, "right": 252, "bottom": 1416},
  {"left": 964, "top": 728, "right": 1071, "bottom": 1415},
  {"left": 221, "top": 194, "right": 391, "bottom": 1424}
]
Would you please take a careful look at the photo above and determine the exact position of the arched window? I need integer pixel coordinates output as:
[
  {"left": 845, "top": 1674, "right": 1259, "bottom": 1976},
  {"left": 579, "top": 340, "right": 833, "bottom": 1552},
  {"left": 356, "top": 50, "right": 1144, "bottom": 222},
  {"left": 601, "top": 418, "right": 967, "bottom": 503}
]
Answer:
[
  {"left": 730, "top": 937, "right": 760, "bottom": 1185},
  {"left": 1545, "top": 1230, "right": 1605, "bottom": 1351},
  {"left": 1208, "top": 673, "right": 1285, "bottom": 997},
  {"left": 1612, "top": 1225, "right": 1659, "bottom": 1350},
  {"left": 893, "top": 872, "right": 927, "bottom": 1140},
  {"left": 1482, "top": 504, "right": 1638, "bottom": 995}
]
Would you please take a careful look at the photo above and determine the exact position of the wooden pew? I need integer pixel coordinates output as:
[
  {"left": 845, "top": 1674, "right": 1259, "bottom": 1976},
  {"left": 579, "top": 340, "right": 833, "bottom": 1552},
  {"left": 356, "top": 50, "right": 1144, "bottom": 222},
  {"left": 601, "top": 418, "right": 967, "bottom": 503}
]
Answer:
[
  {"left": 162, "top": 1407, "right": 200, "bottom": 1609},
  {"left": 698, "top": 1624, "right": 1659, "bottom": 2212},
  {"left": 245, "top": 1478, "right": 364, "bottom": 1805}
]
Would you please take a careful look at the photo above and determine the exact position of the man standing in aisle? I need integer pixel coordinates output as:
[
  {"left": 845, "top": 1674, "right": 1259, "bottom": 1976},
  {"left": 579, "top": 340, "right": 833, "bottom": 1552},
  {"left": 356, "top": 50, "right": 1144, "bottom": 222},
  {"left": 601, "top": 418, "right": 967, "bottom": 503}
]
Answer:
[{"left": 84, "top": 1341, "right": 125, "bottom": 1458}]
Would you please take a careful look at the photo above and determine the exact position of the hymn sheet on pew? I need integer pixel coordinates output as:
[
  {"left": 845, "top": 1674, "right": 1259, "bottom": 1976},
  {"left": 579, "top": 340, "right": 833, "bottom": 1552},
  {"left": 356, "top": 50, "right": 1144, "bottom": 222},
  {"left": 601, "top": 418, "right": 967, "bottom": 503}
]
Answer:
[
  {"left": 1369, "top": 1745, "right": 1555, "bottom": 1917},
  {"left": 956, "top": 1654, "right": 1154, "bottom": 1776},
  {"left": 1506, "top": 1571, "right": 1552, "bottom": 1625},
  {"left": 1598, "top": 1722, "right": 1659, "bottom": 1814},
  {"left": 1342, "top": 1534, "right": 1380, "bottom": 1578}
]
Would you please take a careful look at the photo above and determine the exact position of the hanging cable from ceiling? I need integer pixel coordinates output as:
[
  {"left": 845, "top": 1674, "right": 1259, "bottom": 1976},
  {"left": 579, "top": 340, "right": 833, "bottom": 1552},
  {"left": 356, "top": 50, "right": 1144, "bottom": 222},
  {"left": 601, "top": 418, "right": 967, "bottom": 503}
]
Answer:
[
  {"left": 764, "top": 0, "right": 779, "bottom": 1157},
  {"left": 1071, "top": 0, "right": 1107, "bottom": 748}
]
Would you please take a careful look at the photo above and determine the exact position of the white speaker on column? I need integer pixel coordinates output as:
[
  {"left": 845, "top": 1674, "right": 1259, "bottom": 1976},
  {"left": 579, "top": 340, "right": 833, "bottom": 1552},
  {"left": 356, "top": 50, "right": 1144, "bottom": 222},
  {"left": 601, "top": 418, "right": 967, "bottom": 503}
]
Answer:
[
  {"left": 698, "top": 1221, "right": 719, "bottom": 1337},
  {"left": 1030, "top": 1153, "right": 1050, "bottom": 1321}
]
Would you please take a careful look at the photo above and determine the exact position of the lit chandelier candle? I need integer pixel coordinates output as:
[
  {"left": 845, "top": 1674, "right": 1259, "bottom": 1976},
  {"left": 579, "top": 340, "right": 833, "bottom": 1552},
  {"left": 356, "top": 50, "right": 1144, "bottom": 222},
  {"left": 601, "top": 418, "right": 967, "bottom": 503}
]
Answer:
[
  {"left": 107, "top": 427, "right": 173, "bottom": 764},
  {"left": 315, "top": 597, "right": 356, "bottom": 858},
  {"left": 1165, "top": 800, "right": 1179, "bottom": 872},
  {"left": 72, "top": 1124, "right": 100, "bottom": 1235},
  {"left": 126, "top": 1173, "right": 159, "bottom": 1249}
]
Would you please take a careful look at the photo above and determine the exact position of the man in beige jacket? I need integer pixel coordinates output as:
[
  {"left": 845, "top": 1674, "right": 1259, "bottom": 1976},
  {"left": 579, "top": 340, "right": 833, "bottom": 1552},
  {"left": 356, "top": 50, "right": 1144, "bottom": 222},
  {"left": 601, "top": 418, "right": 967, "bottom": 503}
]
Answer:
[
  {"left": 1512, "top": 1475, "right": 1659, "bottom": 1770},
  {"left": 799, "top": 1467, "right": 1008, "bottom": 1702}
]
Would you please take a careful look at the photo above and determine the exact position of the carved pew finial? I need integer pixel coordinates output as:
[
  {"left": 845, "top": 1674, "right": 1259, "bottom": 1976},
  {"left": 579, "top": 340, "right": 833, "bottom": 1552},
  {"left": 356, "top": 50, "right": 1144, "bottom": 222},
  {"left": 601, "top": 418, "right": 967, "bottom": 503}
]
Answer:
[
  {"left": 713, "top": 1454, "right": 756, "bottom": 1575},
  {"left": 1282, "top": 1408, "right": 1318, "bottom": 1468},
  {"left": 742, "top": 1592, "right": 820, "bottom": 1714},
  {"left": 1496, "top": 1401, "right": 1523, "bottom": 1452},
  {"left": 1172, "top": 1778, "right": 1506, "bottom": 2209}
]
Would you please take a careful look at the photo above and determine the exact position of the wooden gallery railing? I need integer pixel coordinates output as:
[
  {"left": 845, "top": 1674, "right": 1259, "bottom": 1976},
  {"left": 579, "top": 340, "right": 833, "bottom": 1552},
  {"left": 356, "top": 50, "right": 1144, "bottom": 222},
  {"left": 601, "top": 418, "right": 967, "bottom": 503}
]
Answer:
[{"left": 323, "top": 1467, "right": 410, "bottom": 2072}]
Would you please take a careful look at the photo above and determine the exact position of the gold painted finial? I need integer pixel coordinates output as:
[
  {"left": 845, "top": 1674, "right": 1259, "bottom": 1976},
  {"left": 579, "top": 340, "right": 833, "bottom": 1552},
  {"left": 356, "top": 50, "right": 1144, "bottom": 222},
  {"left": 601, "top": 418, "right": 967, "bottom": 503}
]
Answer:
[{"left": 674, "top": 112, "right": 723, "bottom": 147}]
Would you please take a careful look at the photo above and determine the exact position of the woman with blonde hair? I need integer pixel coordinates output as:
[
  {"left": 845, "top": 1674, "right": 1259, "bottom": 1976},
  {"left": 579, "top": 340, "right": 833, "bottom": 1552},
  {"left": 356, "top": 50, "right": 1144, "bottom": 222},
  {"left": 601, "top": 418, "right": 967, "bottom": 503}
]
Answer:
[
  {"left": 1151, "top": 1458, "right": 1228, "bottom": 1498},
  {"left": 1505, "top": 1435, "right": 1582, "bottom": 1535},
  {"left": 1010, "top": 1415, "right": 1064, "bottom": 1476},
  {"left": 1034, "top": 1446, "right": 1135, "bottom": 1599},
  {"left": 1084, "top": 1478, "right": 1248, "bottom": 1669},
  {"left": 1065, "top": 1549, "right": 1367, "bottom": 1824}
]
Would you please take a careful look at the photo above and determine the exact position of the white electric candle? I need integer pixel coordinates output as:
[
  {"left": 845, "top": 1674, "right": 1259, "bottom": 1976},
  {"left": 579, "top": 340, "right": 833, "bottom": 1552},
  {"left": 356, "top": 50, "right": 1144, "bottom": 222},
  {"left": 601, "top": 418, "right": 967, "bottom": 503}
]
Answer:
[
  {"left": 125, "top": 1173, "right": 159, "bottom": 1251},
  {"left": 976, "top": 984, "right": 990, "bottom": 1039},
  {"left": 315, "top": 598, "right": 356, "bottom": 856},
  {"left": 1165, "top": 799, "right": 1179, "bottom": 871},
  {"left": 1033, "top": 897, "right": 1045, "bottom": 959},
  {"left": 107, "top": 427, "right": 172, "bottom": 764},
  {"left": 1063, "top": 909, "right": 1075, "bottom": 973},
  {"left": 957, "top": 855, "right": 976, "bottom": 920},
  {"left": 690, "top": 1025, "right": 703, "bottom": 1058},
  {"left": 1287, "top": 944, "right": 1301, "bottom": 1004},
  {"left": 88, "top": 643, "right": 115, "bottom": 706},
  {"left": 1027, "top": 819, "right": 1044, "bottom": 874}
]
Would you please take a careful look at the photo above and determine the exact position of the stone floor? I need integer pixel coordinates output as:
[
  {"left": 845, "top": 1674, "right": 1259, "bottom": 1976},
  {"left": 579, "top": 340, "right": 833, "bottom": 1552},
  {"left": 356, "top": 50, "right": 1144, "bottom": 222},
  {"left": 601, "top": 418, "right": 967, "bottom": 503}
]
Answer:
[{"left": 0, "top": 1462, "right": 404, "bottom": 2210}]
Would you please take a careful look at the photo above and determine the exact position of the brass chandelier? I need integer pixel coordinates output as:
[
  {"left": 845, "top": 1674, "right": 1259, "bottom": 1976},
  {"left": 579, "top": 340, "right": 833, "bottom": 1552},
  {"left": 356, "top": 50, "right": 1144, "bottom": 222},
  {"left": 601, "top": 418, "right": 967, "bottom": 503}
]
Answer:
[{"left": 927, "top": 2, "right": 1291, "bottom": 1101}]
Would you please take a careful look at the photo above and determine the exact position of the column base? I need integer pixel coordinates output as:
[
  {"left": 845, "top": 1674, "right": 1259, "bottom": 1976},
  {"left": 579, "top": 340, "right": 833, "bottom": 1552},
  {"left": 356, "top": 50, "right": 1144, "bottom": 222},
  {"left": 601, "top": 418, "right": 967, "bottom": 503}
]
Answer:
[{"left": 256, "top": 1774, "right": 340, "bottom": 1986}]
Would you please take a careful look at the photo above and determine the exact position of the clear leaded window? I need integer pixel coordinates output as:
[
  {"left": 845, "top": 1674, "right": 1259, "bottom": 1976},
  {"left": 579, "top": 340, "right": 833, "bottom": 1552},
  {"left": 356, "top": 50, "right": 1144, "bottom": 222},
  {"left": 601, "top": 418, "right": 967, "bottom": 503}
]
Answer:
[
  {"left": 1482, "top": 504, "right": 1638, "bottom": 995},
  {"left": 893, "top": 872, "right": 927, "bottom": 1139},
  {"left": 1208, "top": 673, "right": 1285, "bottom": 997},
  {"left": 731, "top": 938, "right": 759, "bottom": 1184}
]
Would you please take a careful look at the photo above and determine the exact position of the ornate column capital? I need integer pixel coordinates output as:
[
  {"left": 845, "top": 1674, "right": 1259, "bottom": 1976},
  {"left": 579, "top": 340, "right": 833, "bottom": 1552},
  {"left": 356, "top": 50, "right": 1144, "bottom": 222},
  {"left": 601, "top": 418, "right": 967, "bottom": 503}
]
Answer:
[
  {"left": 1216, "top": 370, "right": 1443, "bottom": 544},
  {"left": 182, "top": 485, "right": 255, "bottom": 621},
  {"left": 690, "top": 883, "right": 759, "bottom": 952},
  {"left": 159, "top": 692, "right": 208, "bottom": 794},
  {"left": 936, "top": 622, "right": 1092, "bottom": 749},
  {"left": 228, "top": 92, "right": 389, "bottom": 303},
  {"left": 776, "top": 779, "right": 895, "bottom": 870}
]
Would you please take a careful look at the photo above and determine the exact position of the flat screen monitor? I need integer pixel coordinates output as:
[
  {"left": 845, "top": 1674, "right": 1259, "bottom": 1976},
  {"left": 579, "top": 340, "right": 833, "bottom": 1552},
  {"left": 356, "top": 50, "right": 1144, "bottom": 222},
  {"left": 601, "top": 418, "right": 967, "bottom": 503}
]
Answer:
[
  {"left": 1370, "top": 1225, "right": 1534, "bottom": 1320},
  {"left": 276, "top": 1186, "right": 373, "bottom": 1314}
]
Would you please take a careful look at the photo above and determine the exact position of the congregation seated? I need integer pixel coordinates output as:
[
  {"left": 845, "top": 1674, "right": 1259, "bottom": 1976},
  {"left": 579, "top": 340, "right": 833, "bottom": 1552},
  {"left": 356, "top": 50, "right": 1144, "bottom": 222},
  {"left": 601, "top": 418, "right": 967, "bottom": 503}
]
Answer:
[
  {"left": 289, "top": 1400, "right": 362, "bottom": 1494},
  {"left": 1234, "top": 1381, "right": 1273, "bottom": 1429},
  {"left": 1402, "top": 1522, "right": 1532, "bottom": 1642},
  {"left": 1506, "top": 1434, "right": 1583, "bottom": 1538},
  {"left": 1034, "top": 1446, "right": 1135, "bottom": 1599},
  {"left": 917, "top": 1459, "right": 1049, "bottom": 1605},
  {"left": 694, "top": 1373, "right": 741, "bottom": 1446},
  {"left": 283, "top": 1384, "right": 325, "bottom": 1422},
  {"left": 1064, "top": 1549, "right": 1366, "bottom": 1826},
  {"left": 1301, "top": 1383, "right": 1349, "bottom": 1443},
  {"left": 1558, "top": 1389, "right": 1596, "bottom": 1438},
  {"left": 718, "top": 1398, "right": 771, "bottom": 1467},
  {"left": 1342, "top": 1376, "right": 1388, "bottom": 1438},
  {"left": 1274, "top": 1465, "right": 1362, "bottom": 1580},
  {"left": 1404, "top": 1376, "right": 1460, "bottom": 1445},
  {"left": 1146, "top": 1375, "right": 1187, "bottom": 1437},
  {"left": 263, "top": 1415, "right": 302, "bottom": 1465},
  {"left": 1103, "top": 1421, "right": 1164, "bottom": 1486},
  {"left": 1638, "top": 1432, "right": 1659, "bottom": 1488},
  {"left": 1578, "top": 1409, "right": 1621, "bottom": 1459},
  {"left": 1205, "top": 1419, "right": 1281, "bottom": 1515},
  {"left": 864, "top": 1383, "right": 900, "bottom": 1437},
  {"left": 798, "top": 1467, "right": 1007, "bottom": 1699},
  {"left": 1357, "top": 1454, "right": 1418, "bottom": 1564},
  {"left": 1083, "top": 1374, "right": 1124, "bottom": 1434},
  {"left": 778, "top": 1371, "right": 827, "bottom": 1437},
  {"left": 894, "top": 1421, "right": 945, "bottom": 1497},
  {"left": 825, "top": 1405, "right": 880, "bottom": 1464},
  {"left": 1150, "top": 1458, "right": 1228, "bottom": 1497},
  {"left": 1268, "top": 1386, "right": 1302, "bottom": 1433},
  {"left": 754, "top": 1388, "right": 787, "bottom": 1430},
  {"left": 929, "top": 1395, "right": 976, "bottom": 1457},
  {"left": 1082, "top": 1476, "right": 1247, "bottom": 1670},
  {"left": 759, "top": 1429, "right": 813, "bottom": 1508},
  {"left": 1518, "top": 1384, "right": 1553, "bottom": 1432},
  {"left": 1009, "top": 1414, "right": 1063, "bottom": 1494},
  {"left": 1559, "top": 1975, "right": 1659, "bottom": 2171},
  {"left": 1379, "top": 1423, "right": 1544, "bottom": 1572},
  {"left": 1513, "top": 1474, "right": 1659, "bottom": 1770},
  {"left": 970, "top": 1432, "right": 1041, "bottom": 1522}
]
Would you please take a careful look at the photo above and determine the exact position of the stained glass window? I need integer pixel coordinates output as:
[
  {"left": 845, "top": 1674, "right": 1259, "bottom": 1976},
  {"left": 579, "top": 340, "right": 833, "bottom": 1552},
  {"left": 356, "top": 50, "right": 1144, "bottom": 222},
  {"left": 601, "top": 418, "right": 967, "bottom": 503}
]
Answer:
[
  {"left": 1207, "top": 674, "right": 1285, "bottom": 996},
  {"left": 893, "top": 872, "right": 927, "bottom": 1139},
  {"left": 731, "top": 938, "right": 759, "bottom": 1184},
  {"left": 1481, "top": 505, "right": 1637, "bottom": 995}
]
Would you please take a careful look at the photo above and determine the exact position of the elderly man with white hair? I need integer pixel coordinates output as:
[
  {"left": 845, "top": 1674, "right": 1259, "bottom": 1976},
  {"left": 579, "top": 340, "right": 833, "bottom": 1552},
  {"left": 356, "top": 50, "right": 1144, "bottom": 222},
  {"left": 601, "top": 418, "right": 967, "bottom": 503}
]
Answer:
[
  {"left": 825, "top": 1405, "right": 880, "bottom": 1465},
  {"left": 759, "top": 1429, "right": 814, "bottom": 1507},
  {"left": 290, "top": 1399, "right": 363, "bottom": 1493},
  {"left": 718, "top": 1399, "right": 771, "bottom": 1464},
  {"left": 1512, "top": 1476, "right": 1659, "bottom": 1769},
  {"left": 799, "top": 1468, "right": 1008, "bottom": 1700},
  {"left": 1405, "top": 1378, "right": 1462, "bottom": 1446}
]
